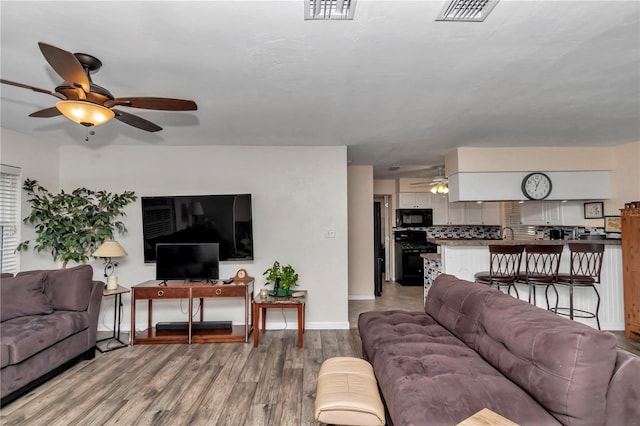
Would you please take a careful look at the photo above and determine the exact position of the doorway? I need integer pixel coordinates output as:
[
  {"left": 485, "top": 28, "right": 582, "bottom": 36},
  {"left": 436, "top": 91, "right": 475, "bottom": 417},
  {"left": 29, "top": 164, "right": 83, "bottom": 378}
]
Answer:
[{"left": 373, "top": 195, "right": 391, "bottom": 295}]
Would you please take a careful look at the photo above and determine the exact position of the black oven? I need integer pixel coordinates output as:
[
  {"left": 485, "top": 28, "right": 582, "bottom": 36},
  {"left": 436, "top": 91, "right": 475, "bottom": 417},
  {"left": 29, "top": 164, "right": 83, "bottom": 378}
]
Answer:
[
  {"left": 396, "top": 209, "right": 433, "bottom": 228},
  {"left": 394, "top": 230, "right": 437, "bottom": 286}
]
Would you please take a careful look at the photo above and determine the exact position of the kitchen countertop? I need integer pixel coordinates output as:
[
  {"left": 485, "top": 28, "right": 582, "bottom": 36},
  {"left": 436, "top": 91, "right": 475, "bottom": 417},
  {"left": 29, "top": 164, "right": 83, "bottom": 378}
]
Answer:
[
  {"left": 421, "top": 253, "right": 441, "bottom": 262},
  {"left": 428, "top": 238, "right": 622, "bottom": 246}
]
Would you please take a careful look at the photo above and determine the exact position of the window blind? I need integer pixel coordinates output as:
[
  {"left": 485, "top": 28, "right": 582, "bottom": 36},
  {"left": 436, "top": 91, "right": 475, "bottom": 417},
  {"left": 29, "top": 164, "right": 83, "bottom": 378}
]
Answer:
[
  {"left": 0, "top": 165, "right": 21, "bottom": 274},
  {"left": 503, "top": 201, "right": 535, "bottom": 238}
]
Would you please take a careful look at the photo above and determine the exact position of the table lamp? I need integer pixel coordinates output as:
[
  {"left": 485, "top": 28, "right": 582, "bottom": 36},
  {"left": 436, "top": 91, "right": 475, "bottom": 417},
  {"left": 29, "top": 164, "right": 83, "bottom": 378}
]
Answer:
[{"left": 93, "top": 240, "right": 128, "bottom": 290}]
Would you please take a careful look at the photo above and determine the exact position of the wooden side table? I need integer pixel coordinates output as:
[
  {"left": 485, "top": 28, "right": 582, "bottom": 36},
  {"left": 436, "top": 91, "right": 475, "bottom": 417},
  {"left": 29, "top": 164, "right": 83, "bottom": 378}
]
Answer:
[
  {"left": 253, "top": 291, "right": 306, "bottom": 348},
  {"left": 97, "top": 285, "right": 130, "bottom": 353}
]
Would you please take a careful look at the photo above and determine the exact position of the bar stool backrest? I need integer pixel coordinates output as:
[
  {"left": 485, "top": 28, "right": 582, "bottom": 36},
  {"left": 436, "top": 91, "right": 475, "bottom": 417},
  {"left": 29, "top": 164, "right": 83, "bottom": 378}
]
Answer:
[
  {"left": 567, "top": 243, "right": 605, "bottom": 283},
  {"left": 489, "top": 245, "right": 525, "bottom": 278},
  {"left": 523, "top": 245, "right": 563, "bottom": 279}
]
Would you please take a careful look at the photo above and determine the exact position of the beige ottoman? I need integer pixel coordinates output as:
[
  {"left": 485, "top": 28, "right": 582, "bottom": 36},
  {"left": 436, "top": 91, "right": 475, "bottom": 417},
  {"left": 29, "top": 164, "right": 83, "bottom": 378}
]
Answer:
[{"left": 314, "top": 357, "right": 385, "bottom": 426}]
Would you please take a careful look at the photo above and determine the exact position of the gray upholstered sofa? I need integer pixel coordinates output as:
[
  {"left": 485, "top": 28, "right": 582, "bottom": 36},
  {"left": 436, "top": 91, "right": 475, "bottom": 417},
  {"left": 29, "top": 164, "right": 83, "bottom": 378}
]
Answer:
[
  {"left": 358, "top": 274, "right": 640, "bottom": 426},
  {"left": 1, "top": 265, "right": 103, "bottom": 406}
]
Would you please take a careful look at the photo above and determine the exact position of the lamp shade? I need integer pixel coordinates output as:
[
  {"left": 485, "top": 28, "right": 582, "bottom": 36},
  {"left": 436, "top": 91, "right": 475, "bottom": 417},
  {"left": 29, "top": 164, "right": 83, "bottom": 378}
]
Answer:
[
  {"left": 56, "top": 100, "right": 115, "bottom": 127},
  {"left": 93, "top": 241, "right": 128, "bottom": 258}
]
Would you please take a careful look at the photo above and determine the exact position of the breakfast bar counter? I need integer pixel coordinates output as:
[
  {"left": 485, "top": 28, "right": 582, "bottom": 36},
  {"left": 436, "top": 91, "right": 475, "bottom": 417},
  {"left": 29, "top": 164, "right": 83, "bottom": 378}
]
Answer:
[
  {"left": 428, "top": 238, "right": 622, "bottom": 246},
  {"left": 425, "top": 238, "right": 624, "bottom": 331}
]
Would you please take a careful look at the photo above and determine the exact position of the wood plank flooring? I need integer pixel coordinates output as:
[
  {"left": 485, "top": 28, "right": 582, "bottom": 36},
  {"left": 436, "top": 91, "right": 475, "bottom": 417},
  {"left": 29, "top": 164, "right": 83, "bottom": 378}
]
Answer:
[
  {"left": 1, "top": 329, "right": 361, "bottom": 426},
  {"left": 2, "top": 280, "right": 638, "bottom": 425}
]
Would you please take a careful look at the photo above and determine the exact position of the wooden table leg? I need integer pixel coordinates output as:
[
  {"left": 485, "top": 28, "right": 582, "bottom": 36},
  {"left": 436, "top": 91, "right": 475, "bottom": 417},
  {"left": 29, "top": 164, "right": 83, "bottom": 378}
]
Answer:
[
  {"left": 253, "top": 301, "right": 259, "bottom": 347},
  {"left": 297, "top": 304, "right": 303, "bottom": 348},
  {"left": 261, "top": 307, "right": 267, "bottom": 333}
]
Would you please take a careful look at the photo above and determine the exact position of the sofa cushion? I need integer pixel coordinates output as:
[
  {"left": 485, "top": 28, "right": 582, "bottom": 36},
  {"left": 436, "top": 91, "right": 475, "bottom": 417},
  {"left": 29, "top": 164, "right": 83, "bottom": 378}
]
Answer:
[
  {"left": 425, "top": 273, "right": 496, "bottom": 348},
  {"left": 368, "top": 326, "right": 560, "bottom": 425},
  {"left": 0, "top": 273, "right": 53, "bottom": 322},
  {"left": 474, "top": 289, "right": 617, "bottom": 426},
  {"left": 18, "top": 265, "right": 94, "bottom": 311},
  {"left": 0, "top": 310, "right": 90, "bottom": 366},
  {"left": 358, "top": 310, "right": 465, "bottom": 364}
]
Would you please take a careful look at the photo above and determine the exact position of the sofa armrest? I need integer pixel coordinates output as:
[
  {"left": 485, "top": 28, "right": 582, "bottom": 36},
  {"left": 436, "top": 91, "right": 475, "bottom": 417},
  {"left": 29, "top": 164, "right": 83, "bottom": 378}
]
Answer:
[
  {"left": 86, "top": 280, "right": 105, "bottom": 347},
  {"left": 605, "top": 349, "right": 640, "bottom": 425}
]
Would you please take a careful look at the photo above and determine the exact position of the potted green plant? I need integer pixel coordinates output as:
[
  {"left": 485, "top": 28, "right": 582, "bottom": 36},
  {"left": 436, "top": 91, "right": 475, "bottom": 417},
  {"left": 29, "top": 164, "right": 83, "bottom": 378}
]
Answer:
[
  {"left": 17, "top": 179, "right": 137, "bottom": 268},
  {"left": 263, "top": 261, "right": 299, "bottom": 296}
]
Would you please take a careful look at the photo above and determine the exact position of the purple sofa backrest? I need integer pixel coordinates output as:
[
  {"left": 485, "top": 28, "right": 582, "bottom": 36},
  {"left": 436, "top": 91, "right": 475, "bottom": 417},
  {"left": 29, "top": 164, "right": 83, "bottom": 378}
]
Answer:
[
  {"left": 425, "top": 274, "right": 495, "bottom": 348},
  {"left": 427, "top": 274, "right": 619, "bottom": 426}
]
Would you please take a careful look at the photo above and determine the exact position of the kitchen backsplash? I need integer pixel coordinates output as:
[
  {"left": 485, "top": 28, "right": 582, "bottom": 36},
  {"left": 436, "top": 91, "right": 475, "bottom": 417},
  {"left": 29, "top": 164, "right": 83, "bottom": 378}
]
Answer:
[{"left": 409, "top": 225, "right": 612, "bottom": 240}]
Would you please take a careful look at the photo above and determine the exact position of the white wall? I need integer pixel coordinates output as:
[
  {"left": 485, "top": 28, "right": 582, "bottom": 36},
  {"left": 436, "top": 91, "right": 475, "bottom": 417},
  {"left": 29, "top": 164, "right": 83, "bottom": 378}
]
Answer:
[
  {"left": 3, "top": 134, "right": 350, "bottom": 332},
  {"left": 348, "top": 166, "right": 374, "bottom": 299},
  {"left": 0, "top": 128, "right": 61, "bottom": 271}
]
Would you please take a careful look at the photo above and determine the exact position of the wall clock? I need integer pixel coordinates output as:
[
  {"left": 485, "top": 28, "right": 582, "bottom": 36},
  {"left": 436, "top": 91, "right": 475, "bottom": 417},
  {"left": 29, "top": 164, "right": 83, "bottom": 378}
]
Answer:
[{"left": 521, "top": 172, "right": 552, "bottom": 200}]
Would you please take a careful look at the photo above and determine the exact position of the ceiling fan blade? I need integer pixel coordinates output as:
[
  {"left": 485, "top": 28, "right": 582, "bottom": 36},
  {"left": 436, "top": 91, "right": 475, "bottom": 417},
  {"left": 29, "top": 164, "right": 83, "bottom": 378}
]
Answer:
[
  {"left": 29, "top": 107, "right": 62, "bottom": 118},
  {"left": 106, "top": 97, "right": 197, "bottom": 111},
  {"left": 38, "top": 42, "right": 90, "bottom": 93},
  {"left": 113, "top": 109, "right": 162, "bottom": 132},
  {"left": 1, "top": 78, "right": 65, "bottom": 99}
]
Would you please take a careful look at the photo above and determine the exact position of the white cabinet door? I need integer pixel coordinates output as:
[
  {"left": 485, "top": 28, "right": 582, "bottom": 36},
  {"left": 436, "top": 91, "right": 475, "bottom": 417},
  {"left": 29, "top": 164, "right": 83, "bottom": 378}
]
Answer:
[
  {"left": 481, "top": 202, "right": 502, "bottom": 225},
  {"left": 521, "top": 201, "right": 582, "bottom": 225},
  {"left": 415, "top": 192, "right": 432, "bottom": 209},
  {"left": 398, "top": 192, "right": 431, "bottom": 208},
  {"left": 560, "top": 201, "right": 583, "bottom": 225},
  {"left": 447, "top": 202, "right": 465, "bottom": 225},
  {"left": 432, "top": 194, "right": 448, "bottom": 225},
  {"left": 521, "top": 202, "right": 547, "bottom": 225},
  {"left": 465, "top": 203, "right": 483, "bottom": 224}
]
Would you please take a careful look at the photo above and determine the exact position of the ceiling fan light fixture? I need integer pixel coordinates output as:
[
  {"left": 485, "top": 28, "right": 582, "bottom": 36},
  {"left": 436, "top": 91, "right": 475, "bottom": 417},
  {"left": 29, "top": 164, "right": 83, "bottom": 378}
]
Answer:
[{"left": 56, "top": 100, "right": 115, "bottom": 127}]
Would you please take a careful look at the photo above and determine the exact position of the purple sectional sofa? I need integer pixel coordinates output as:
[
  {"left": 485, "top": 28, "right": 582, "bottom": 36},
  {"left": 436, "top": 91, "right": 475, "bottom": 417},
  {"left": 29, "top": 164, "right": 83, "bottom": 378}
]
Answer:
[
  {"left": 358, "top": 274, "right": 640, "bottom": 426},
  {"left": 1, "top": 265, "right": 104, "bottom": 406}
]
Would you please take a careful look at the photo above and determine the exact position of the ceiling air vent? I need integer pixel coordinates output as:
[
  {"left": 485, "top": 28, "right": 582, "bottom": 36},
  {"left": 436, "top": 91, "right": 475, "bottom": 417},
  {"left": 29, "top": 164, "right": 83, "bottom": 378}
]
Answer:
[
  {"left": 436, "top": 0, "right": 499, "bottom": 22},
  {"left": 305, "top": 0, "right": 356, "bottom": 20}
]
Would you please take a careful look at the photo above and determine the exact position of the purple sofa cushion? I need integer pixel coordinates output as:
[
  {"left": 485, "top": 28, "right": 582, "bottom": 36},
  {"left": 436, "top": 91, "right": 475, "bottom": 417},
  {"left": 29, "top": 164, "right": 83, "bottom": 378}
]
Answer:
[
  {"left": 0, "top": 273, "right": 53, "bottom": 322},
  {"left": 0, "top": 310, "right": 90, "bottom": 365},
  {"left": 372, "top": 339, "right": 560, "bottom": 425},
  {"left": 17, "top": 265, "right": 94, "bottom": 311},
  {"left": 475, "top": 290, "right": 617, "bottom": 426},
  {"left": 424, "top": 273, "right": 495, "bottom": 348},
  {"left": 358, "top": 310, "right": 459, "bottom": 363}
]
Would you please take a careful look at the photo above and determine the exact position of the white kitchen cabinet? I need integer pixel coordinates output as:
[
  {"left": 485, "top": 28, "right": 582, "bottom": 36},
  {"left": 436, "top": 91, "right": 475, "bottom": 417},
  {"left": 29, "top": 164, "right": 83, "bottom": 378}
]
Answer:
[
  {"left": 447, "top": 202, "right": 466, "bottom": 224},
  {"left": 521, "top": 201, "right": 583, "bottom": 226},
  {"left": 481, "top": 202, "right": 502, "bottom": 225},
  {"left": 444, "top": 201, "right": 502, "bottom": 225},
  {"left": 431, "top": 194, "right": 449, "bottom": 225},
  {"left": 398, "top": 192, "right": 431, "bottom": 209}
]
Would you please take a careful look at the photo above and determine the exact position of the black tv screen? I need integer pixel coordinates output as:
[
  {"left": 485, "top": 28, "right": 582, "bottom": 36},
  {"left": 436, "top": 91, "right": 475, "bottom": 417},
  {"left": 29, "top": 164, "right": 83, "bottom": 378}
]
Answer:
[
  {"left": 155, "top": 243, "right": 219, "bottom": 281},
  {"left": 141, "top": 194, "right": 253, "bottom": 262}
]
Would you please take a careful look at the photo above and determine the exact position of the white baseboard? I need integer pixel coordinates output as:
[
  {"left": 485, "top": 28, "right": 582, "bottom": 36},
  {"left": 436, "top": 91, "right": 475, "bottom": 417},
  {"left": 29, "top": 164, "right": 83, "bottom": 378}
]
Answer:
[{"left": 348, "top": 295, "right": 375, "bottom": 301}]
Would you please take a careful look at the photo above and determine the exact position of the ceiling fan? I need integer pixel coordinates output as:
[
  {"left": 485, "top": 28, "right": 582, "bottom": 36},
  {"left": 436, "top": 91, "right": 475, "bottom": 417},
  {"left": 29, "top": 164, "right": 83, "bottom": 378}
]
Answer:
[
  {"left": 0, "top": 42, "right": 197, "bottom": 132},
  {"left": 409, "top": 166, "right": 449, "bottom": 193}
]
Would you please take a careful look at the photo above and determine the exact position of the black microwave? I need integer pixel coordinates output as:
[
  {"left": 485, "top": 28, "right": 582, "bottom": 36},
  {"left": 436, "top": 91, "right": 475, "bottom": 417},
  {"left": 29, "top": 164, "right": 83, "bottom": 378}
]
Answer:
[{"left": 396, "top": 209, "right": 433, "bottom": 228}]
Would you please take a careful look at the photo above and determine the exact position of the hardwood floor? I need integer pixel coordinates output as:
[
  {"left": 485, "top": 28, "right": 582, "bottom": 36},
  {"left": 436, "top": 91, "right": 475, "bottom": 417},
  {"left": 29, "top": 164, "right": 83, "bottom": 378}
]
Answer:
[
  {"left": 1, "top": 329, "right": 362, "bottom": 426},
  {"left": 2, "top": 280, "right": 637, "bottom": 425}
]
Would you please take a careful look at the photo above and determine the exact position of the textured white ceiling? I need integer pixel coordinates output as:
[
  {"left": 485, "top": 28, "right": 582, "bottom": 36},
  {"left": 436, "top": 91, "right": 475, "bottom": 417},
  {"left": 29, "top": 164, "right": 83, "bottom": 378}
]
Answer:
[{"left": 1, "top": 1, "right": 638, "bottom": 179}]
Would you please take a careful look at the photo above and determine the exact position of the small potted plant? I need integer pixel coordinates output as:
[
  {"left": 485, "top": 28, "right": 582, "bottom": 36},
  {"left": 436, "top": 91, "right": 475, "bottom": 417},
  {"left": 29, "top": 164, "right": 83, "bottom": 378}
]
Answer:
[{"left": 263, "top": 261, "right": 299, "bottom": 296}]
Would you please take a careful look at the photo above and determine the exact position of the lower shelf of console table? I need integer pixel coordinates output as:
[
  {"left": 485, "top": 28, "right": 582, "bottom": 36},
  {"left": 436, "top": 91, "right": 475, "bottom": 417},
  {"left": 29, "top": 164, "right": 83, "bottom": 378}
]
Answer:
[{"left": 131, "top": 279, "right": 254, "bottom": 345}]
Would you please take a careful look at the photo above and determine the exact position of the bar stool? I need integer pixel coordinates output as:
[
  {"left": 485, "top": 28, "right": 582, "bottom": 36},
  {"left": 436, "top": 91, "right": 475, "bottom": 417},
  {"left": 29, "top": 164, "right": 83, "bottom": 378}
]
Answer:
[
  {"left": 546, "top": 243, "right": 604, "bottom": 329},
  {"left": 474, "top": 245, "right": 525, "bottom": 298},
  {"left": 517, "top": 245, "right": 563, "bottom": 307}
]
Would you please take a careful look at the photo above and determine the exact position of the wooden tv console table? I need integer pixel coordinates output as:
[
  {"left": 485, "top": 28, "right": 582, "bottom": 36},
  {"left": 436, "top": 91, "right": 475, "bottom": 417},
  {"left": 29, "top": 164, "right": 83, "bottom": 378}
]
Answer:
[{"left": 130, "top": 278, "right": 254, "bottom": 345}]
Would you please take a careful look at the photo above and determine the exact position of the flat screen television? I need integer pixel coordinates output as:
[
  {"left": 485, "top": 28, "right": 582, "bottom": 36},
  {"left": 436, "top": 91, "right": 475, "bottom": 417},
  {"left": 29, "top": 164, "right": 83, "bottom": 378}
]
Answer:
[
  {"left": 141, "top": 194, "right": 253, "bottom": 263},
  {"left": 155, "top": 243, "right": 219, "bottom": 281}
]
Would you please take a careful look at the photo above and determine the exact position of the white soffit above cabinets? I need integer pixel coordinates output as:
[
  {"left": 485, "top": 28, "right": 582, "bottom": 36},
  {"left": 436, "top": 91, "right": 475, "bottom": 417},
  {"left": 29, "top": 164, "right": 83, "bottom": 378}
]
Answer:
[{"left": 448, "top": 171, "right": 611, "bottom": 202}]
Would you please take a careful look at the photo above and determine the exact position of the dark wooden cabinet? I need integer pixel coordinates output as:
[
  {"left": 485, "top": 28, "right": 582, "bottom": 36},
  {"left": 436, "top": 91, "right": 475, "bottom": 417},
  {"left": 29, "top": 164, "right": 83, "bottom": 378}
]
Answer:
[
  {"left": 131, "top": 280, "right": 254, "bottom": 344},
  {"left": 621, "top": 208, "right": 640, "bottom": 338}
]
